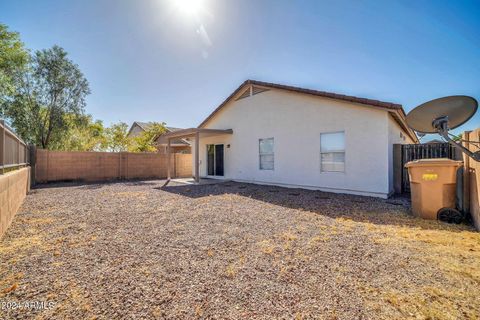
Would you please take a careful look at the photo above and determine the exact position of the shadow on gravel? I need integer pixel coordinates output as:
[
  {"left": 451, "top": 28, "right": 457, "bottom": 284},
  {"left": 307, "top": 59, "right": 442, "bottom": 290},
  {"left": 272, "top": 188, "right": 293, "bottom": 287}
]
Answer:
[
  {"left": 34, "top": 179, "right": 162, "bottom": 190},
  {"left": 160, "top": 182, "right": 468, "bottom": 232}
]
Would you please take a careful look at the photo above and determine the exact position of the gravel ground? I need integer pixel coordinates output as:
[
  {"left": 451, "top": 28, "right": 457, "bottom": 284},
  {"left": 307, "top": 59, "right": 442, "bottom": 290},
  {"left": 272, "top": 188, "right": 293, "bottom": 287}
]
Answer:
[{"left": 1, "top": 180, "right": 479, "bottom": 319}]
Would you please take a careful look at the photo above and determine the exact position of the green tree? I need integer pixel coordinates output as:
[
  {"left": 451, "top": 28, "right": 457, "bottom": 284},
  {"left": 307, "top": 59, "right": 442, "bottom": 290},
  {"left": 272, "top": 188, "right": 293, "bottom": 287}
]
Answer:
[
  {"left": 53, "top": 114, "right": 106, "bottom": 151},
  {"left": 3, "top": 45, "right": 90, "bottom": 148},
  {"left": 0, "top": 24, "right": 29, "bottom": 107},
  {"left": 104, "top": 122, "right": 131, "bottom": 152},
  {"left": 130, "top": 122, "right": 167, "bottom": 152}
]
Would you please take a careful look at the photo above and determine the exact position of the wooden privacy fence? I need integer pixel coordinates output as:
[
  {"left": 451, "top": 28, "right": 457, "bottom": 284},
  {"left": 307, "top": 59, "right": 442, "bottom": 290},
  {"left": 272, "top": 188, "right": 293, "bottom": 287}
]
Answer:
[
  {"left": 0, "top": 120, "right": 28, "bottom": 174},
  {"left": 393, "top": 142, "right": 461, "bottom": 193},
  {"left": 35, "top": 149, "right": 192, "bottom": 183}
]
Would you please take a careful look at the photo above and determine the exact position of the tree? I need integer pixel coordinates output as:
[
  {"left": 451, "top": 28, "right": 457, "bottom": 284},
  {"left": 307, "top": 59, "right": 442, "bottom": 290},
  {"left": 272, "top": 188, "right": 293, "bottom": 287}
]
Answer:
[
  {"left": 104, "top": 122, "right": 131, "bottom": 152},
  {"left": 53, "top": 114, "right": 106, "bottom": 151},
  {"left": 3, "top": 45, "right": 90, "bottom": 148},
  {"left": 130, "top": 122, "right": 167, "bottom": 152},
  {"left": 0, "top": 24, "right": 29, "bottom": 108}
]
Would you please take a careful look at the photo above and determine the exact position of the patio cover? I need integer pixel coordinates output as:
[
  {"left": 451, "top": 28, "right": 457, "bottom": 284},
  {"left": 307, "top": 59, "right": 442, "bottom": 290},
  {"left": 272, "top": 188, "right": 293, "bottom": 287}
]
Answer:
[{"left": 162, "top": 128, "right": 233, "bottom": 183}]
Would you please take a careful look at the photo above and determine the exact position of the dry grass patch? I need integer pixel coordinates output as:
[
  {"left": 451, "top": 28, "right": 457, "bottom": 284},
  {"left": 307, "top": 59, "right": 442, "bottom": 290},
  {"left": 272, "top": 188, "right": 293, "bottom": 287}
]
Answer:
[
  {"left": 333, "top": 217, "right": 480, "bottom": 319},
  {"left": 0, "top": 235, "right": 43, "bottom": 255},
  {"left": 258, "top": 239, "right": 275, "bottom": 255},
  {"left": 224, "top": 255, "right": 246, "bottom": 279},
  {"left": 382, "top": 286, "right": 479, "bottom": 320},
  {"left": 0, "top": 272, "right": 23, "bottom": 297}
]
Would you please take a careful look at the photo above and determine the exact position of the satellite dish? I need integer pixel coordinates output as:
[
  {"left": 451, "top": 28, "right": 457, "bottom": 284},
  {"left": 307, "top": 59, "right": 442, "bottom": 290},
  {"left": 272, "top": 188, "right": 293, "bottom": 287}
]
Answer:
[
  {"left": 406, "top": 96, "right": 477, "bottom": 133},
  {"left": 406, "top": 95, "right": 480, "bottom": 161}
]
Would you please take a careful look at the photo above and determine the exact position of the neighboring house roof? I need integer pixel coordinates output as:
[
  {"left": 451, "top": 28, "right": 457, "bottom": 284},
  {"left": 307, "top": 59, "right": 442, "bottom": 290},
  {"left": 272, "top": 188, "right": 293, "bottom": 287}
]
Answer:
[
  {"left": 198, "top": 79, "right": 418, "bottom": 143},
  {"left": 128, "top": 121, "right": 183, "bottom": 134},
  {"left": 127, "top": 121, "right": 190, "bottom": 146},
  {"left": 127, "top": 121, "right": 151, "bottom": 137},
  {"left": 135, "top": 121, "right": 153, "bottom": 131},
  {"left": 165, "top": 126, "right": 183, "bottom": 132}
]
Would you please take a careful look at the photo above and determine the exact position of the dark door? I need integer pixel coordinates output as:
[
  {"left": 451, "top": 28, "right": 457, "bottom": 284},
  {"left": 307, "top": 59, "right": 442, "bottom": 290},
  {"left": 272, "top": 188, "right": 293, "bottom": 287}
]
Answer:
[
  {"left": 215, "top": 144, "right": 224, "bottom": 176},
  {"left": 207, "top": 145, "right": 215, "bottom": 176}
]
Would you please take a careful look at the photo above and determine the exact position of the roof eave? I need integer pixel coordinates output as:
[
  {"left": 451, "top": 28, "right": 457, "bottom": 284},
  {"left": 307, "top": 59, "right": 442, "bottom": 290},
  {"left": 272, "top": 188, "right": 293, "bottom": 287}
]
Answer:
[{"left": 198, "top": 80, "right": 406, "bottom": 128}]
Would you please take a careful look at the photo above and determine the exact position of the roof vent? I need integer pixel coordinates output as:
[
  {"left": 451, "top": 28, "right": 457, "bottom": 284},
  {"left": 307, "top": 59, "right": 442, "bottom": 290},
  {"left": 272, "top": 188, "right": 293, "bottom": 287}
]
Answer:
[
  {"left": 235, "top": 85, "right": 269, "bottom": 101},
  {"left": 252, "top": 86, "right": 269, "bottom": 95},
  {"left": 235, "top": 87, "right": 251, "bottom": 100}
]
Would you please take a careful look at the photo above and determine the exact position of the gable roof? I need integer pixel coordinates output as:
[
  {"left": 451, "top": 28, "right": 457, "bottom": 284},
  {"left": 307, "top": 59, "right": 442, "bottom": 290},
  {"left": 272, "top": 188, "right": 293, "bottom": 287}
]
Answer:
[
  {"left": 128, "top": 121, "right": 184, "bottom": 135},
  {"left": 135, "top": 121, "right": 152, "bottom": 131},
  {"left": 127, "top": 122, "right": 190, "bottom": 146},
  {"left": 198, "top": 79, "right": 418, "bottom": 142}
]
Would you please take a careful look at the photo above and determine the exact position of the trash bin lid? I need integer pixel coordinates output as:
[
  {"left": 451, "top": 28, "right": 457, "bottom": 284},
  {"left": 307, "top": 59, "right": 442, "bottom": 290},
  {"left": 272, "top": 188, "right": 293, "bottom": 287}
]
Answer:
[{"left": 405, "top": 158, "right": 463, "bottom": 168}]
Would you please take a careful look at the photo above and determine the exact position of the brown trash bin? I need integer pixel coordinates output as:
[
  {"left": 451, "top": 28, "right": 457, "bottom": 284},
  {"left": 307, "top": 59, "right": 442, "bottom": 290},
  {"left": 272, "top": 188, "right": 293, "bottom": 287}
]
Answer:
[{"left": 405, "top": 158, "right": 462, "bottom": 220}]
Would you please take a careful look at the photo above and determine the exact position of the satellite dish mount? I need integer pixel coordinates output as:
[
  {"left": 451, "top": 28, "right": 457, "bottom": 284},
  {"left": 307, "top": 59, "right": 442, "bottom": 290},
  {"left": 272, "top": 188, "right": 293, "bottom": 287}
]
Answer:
[
  {"left": 406, "top": 96, "right": 480, "bottom": 162},
  {"left": 433, "top": 115, "right": 480, "bottom": 161}
]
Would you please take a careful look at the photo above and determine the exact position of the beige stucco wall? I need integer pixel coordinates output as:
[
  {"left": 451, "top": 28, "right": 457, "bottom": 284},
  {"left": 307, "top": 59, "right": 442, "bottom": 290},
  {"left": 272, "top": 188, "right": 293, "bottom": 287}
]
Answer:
[
  {"left": 194, "top": 88, "right": 405, "bottom": 198},
  {"left": 0, "top": 167, "right": 30, "bottom": 239}
]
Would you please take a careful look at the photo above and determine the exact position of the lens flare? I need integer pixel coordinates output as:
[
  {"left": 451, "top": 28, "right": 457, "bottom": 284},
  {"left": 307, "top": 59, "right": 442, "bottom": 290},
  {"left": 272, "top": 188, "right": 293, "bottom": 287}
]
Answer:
[{"left": 174, "top": 0, "right": 205, "bottom": 17}]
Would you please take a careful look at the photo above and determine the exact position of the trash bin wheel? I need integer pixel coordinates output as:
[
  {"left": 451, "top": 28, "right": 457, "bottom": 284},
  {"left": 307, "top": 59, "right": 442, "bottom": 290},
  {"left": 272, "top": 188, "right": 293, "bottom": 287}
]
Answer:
[{"left": 437, "top": 207, "right": 463, "bottom": 224}]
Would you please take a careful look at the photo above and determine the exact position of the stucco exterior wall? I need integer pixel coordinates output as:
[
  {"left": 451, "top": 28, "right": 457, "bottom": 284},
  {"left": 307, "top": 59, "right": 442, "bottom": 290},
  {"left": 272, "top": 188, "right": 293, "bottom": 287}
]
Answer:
[{"left": 194, "top": 89, "right": 400, "bottom": 198}]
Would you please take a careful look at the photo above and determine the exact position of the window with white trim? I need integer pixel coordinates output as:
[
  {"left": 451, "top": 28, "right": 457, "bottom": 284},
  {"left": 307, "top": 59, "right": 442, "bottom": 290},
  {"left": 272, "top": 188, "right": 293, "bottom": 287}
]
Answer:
[
  {"left": 320, "top": 132, "right": 345, "bottom": 172},
  {"left": 259, "top": 138, "right": 274, "bottom": 170}
]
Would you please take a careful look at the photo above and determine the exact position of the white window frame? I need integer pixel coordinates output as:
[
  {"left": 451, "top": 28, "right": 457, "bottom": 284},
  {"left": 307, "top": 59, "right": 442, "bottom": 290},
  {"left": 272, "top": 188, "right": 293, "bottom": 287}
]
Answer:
[
  {"left": 320, "top": 131, "right": 345, "bottom": 173},
  {"left": 259, "top": 137, "right": 274, "bottom": 170}
]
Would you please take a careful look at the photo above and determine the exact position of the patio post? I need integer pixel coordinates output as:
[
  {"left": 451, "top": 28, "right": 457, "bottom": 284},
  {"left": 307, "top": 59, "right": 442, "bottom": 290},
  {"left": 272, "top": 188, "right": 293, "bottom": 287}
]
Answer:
[
  {"left": 195, "top": 131, "right": 199, "bottom": 183},
  {"left": 167, "top": 138, "right": 171, "bottom": 180}
]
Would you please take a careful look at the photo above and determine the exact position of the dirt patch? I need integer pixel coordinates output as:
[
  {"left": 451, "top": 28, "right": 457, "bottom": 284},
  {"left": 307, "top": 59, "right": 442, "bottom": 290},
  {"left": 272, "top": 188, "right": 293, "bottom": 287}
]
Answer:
[{"left": 0, "top": 181, "right": 478, "bottom": 319}]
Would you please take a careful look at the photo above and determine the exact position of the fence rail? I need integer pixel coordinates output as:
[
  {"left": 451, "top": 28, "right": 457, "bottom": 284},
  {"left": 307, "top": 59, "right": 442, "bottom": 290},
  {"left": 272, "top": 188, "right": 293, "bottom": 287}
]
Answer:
[
  {"left": 0, "top": 119, "right": 28, "bottom": 174},
  {"left": 398, "top": 142, "right": 460, "bottom": 193}
]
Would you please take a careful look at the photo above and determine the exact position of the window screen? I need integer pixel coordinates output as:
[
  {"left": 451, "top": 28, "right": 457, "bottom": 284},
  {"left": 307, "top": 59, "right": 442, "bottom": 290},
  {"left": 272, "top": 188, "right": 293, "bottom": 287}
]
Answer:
[
  {"left": 259, "top": 138, "right": 274, "bottom": 170},
  {"left": 320, "top": 132, "right": 345, "bottom": 172}
]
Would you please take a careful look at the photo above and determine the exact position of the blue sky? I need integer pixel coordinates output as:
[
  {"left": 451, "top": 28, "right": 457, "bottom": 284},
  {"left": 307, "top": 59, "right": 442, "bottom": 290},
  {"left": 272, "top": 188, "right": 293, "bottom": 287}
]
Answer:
[{"left": 1, "top": 0, "right": 479, "bottom": 139}]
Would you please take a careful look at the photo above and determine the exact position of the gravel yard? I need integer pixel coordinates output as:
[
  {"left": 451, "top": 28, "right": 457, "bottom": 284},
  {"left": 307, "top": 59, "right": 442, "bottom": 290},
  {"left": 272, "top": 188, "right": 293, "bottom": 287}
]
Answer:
[{"left": 1, "top": 180, "right": 479, "bottom": 319}]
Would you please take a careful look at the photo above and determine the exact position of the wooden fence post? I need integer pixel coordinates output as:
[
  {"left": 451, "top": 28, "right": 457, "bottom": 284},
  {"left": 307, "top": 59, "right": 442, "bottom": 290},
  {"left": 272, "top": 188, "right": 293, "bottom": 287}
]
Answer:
[
  {"left": 29, "top": 145, "right": 36, "bottom": 186},
  {"left": 393, "top": 144, "right": 403, "bottom": 194},
  {"left": 17, "top": 138, "right": 20, "bottom": 166},
  {"left": 463, "top": 131, "right": 471, "bottom": 216}
]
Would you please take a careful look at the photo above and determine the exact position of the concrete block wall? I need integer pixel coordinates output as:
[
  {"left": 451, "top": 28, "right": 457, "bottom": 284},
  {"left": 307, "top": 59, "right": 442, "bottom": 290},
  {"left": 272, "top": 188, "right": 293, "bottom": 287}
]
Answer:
[
  {"left": 0, "top": 167, "right": 30, "bottom": 239},
  {"left": 464, "top": 129, "right": 480, "bottom": 231},
  {"left": 35, "top": 150, "right": 192, "bottom": 183}
]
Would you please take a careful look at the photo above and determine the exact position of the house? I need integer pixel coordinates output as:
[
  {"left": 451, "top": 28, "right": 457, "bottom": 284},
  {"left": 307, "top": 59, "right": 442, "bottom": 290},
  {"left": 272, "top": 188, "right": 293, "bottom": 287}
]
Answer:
[
  {"left": 162, "top": 80, "right": 418, "bottom": 198},
  {"left": 127, "top": 121, "right": 191, "bottom": 153},
  {"left": 127, "top": 121, "right": 152, "bottom": 138}
]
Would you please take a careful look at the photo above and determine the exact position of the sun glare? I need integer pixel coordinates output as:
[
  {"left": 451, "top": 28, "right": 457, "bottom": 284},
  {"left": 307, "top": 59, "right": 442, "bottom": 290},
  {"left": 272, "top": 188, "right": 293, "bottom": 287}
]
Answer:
[{"left": 174, "top": 0, "right": 205, "bottom": 17}]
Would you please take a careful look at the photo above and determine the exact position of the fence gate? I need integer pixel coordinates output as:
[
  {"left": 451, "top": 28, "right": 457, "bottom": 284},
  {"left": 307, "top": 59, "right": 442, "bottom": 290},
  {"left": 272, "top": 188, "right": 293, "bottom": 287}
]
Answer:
[{"left": 399, "top": 143, "right": 458, "bottom": 193}]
